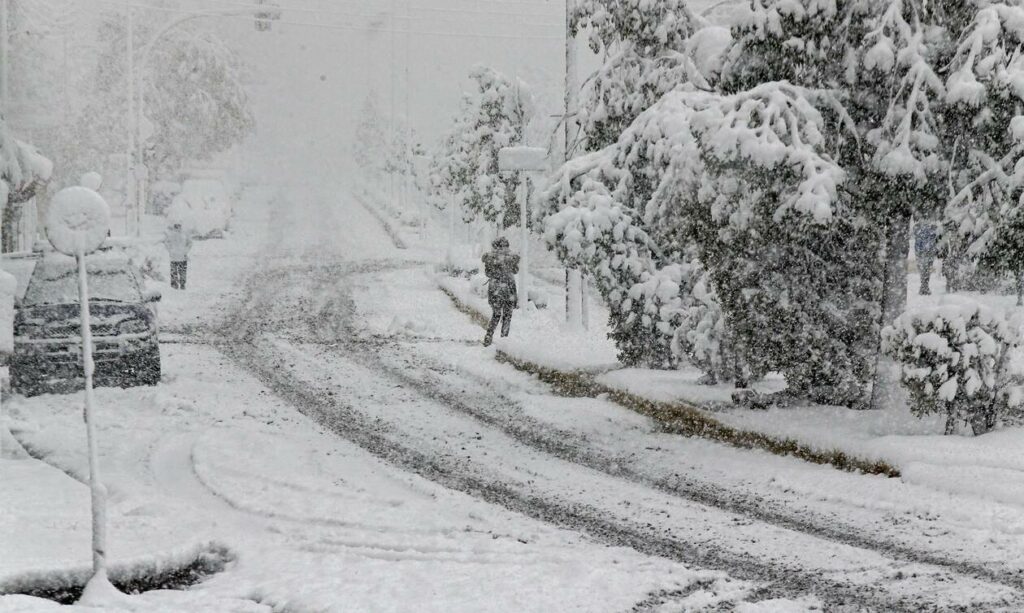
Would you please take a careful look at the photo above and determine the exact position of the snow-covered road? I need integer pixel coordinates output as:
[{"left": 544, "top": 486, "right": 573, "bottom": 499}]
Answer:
[
  {"left": 6, "top": 183, "right": 1024, "bottom": 611},
  {"left": 207, "top": 186, "right": 1022, "bottom": 610}
]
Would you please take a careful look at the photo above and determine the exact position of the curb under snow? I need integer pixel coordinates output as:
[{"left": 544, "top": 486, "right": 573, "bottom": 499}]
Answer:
[{"left": 0, "top": 541, "right": 235, "bottom": 605}]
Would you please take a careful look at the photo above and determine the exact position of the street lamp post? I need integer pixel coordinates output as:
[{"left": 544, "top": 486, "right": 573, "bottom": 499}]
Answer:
[
  {"left": 127, "top": 6, "right": 278, "bottom": 236},
  {"left": 563, "top": 0, "right": 586, "bottom": 329}
]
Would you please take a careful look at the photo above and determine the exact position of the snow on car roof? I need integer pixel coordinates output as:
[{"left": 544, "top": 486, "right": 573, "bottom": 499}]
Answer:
[{"left": 33, "top": 252, "right": 133, "bottom": 279}]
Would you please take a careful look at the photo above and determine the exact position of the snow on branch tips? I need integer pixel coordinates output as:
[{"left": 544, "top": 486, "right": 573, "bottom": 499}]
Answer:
[
  {"left": 571, "top": 0, "right": 727, "bottom": 153},
  {"left": 863, "top": 1, "right": 945, "bottom": 184},
  {"left": 945, "top": 4, "right": 1024, "bottom": 292}
]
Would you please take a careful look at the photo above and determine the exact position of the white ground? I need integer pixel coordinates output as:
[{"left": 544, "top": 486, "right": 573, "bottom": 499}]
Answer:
[
  {"left": 3, "top": 179, "right": 1022, "bottom": 612},
  {"left": 0, "top": 184, "right": 788, "bottom": 612}
]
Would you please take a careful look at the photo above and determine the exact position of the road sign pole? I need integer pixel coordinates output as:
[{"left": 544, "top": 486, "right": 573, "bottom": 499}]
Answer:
[
  {"left": 519, "top": 174, "right": 529, "bottom": 309},
  {"left": 78, "top": 251, "right": 108, "bottom": 577},
  {"left": 47, "top": 186, "right": 114, "bottom": 600}
]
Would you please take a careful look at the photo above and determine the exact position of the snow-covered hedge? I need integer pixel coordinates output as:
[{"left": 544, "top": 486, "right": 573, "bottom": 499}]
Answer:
[{"left": 883, "top": 303, "right": 1024, "bottom": 435}]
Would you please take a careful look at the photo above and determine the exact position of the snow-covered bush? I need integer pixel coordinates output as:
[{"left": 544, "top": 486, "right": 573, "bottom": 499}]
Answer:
[
  {"left": 428, "top": 66, "right": 533, "bottom": 229},
  {"left": 883, "top": 304, "right": 1024, "bottom": 435}
]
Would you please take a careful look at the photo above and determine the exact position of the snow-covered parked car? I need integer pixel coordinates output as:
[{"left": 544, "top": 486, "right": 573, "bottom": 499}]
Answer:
[
  {"left": 166, "top": 179, "right": 233, "bottom": 238},
  {"left": 11, "top": 253, "right": 161, "bottom": 396}
]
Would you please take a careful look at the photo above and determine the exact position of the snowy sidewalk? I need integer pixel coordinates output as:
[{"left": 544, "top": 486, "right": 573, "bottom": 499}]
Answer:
[{"left": 438, "top": 272, "right": 1024, "bottom": 509}]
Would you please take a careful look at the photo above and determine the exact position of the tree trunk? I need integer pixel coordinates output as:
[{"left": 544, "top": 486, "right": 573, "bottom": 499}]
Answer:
[
  {"left": 870, "top": 212, "right": 911, "bottom": 411},
  {"left": 2, "top": 202, "right": 20, "bottom": 253}
]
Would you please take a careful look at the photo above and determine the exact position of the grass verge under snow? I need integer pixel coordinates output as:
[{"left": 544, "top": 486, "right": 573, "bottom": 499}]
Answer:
[{"left": 439, "top": 278, "right": 901, "bottom": 478}]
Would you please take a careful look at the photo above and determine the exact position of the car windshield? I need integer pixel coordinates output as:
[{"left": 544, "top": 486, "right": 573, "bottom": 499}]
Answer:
[{"left": 24, "top": 265, "right": 141, "bottom": 306}]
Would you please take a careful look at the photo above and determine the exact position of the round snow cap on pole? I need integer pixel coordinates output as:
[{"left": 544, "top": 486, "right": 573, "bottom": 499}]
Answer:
[{"left": 46, "top": 187, "right": 111, "bottom": 256}]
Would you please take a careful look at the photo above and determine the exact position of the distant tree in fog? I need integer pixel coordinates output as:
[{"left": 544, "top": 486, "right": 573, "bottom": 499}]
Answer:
[{"left": 428, "top": 66, "right": 533, "bottom": 230}]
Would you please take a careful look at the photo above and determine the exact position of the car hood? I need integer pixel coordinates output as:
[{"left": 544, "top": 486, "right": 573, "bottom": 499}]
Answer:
[{"left": 16, "top": 302, "right": 154, "bottom": 338}]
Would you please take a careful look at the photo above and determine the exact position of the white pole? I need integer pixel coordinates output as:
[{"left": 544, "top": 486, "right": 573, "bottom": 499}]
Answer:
[
  {"left": 564, "top": 0, "right": 582, "bottom": 327},
  {"left": 404, "top": 0, "right": 416, "bottom": 225},
  {"left": 78, "top": 252, "right": 108, "bottom": 577},
  {"left": 448, "top": 196, "right": 456, "bottom": 253},
  {"left": 126, "top": 9, "right": 136, "bottom": 238},
  {"left": 518, "top": 174, "right": 529, "bottom": 309},
  {"left": 389, "top": 0, "right": 397, "bottom": 213},
  {"left": 134, "top": 18, "right": 146, "bottom": 238},
  {"left": 0, "top": 198, "right": 3, "bottom": 459},
  {"left": 1, "top": 0, "right": 9, "bottom": 113},
  {"left": 581, "top": 274, "right": 590, "bottom": 329}
]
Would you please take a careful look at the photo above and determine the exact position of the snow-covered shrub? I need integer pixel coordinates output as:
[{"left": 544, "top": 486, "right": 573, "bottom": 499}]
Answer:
[{"left": 883, "top": 304, "right": 1024, "bottom": 435}]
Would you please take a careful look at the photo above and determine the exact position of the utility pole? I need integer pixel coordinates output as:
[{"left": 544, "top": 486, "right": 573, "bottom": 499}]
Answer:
[
  {"left": 1, "top": 0, "right": 9, "bottom": 114},
  {"left": 564, "top": 0, "right": 584, "bottom": 328},
  {"left": 389, "top": 0, "right": 397, "bottom": 212},
  {"left": 404, "top": 0, "right": 416, "bottom": 226},
  {"left": 126, "top": 8, "right": 136, "bottom": 237}
]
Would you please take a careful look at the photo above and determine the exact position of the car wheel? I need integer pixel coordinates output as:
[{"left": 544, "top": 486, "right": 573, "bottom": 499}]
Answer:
[
  {"left": 137, "top": 345, "right": 162, "bottom": 387},
  {"left": 10, "top": 363, "right": 42, "bottom": 397}
]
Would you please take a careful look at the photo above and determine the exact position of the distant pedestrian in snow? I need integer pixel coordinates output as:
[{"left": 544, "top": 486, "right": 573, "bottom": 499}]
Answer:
[
  {"left": 482, "top": 237, "right": 520, "bottom": 346},
  {"left": 164, "top": 223, "right": 193, "bottom": 290},
  {"left": 915, "top": 220, "right": 939, "bottom": 296}
]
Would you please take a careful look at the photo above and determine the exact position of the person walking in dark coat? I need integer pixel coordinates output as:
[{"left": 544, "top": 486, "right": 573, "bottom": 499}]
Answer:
[
  {"left": 482, "top": 237, "right": 520, "bottom": 346},
  {"left": 915, "top": 220, "right": 939, "bottom": 296}
]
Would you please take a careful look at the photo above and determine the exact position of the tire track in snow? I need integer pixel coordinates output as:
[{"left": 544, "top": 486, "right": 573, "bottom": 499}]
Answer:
[
  {"left": 187, "top": 191, "right": 1020, "bottom": 611},
  {"left": 198, "top": 260, "right": 1016, "bottom": 612}
]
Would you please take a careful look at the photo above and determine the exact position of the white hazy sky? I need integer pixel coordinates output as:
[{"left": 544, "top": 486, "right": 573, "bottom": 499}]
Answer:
[
  {"left": 142, "top": 0, "right": 731, "bottom": 181},
  {"left": 12, "top": 0, "right": 734, "bottom": 183}
]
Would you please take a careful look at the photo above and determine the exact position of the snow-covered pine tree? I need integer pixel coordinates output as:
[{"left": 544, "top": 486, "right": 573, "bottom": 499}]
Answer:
[
  {"left": 383, "top": 118, "right": 424, "bottom": 193},
  {"left": 144, "top": 32, "right": 255, "bottom": 177},
  {"left": 543, "top": 0, "right": 1009, "bottom": 407},
  {"left": 683, "top": 0, "right": 1013, "bottom": 407},
  {"left": 353, "top": 90, "right": 387, "bottom": 182},
  {"left": 541, "top": 148, "right": 693, "bottom": 368},
  {"left": 62, "top": 14, "right": 255, "bottom": 184},
  {"left": 944, "top": 4, "right": 1024, "bottom": 306},
  {"left": 428, "top": 66, "right": 533, "bottom": 229}
]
